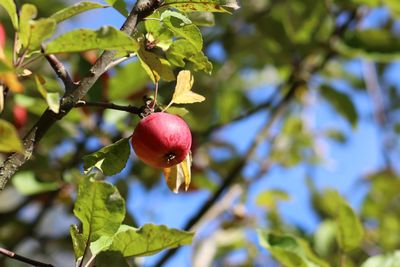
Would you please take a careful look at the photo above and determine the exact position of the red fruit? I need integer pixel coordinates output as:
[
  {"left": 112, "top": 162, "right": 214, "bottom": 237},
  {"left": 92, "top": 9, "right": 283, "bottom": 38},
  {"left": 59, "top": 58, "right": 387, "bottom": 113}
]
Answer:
[
  {"left": 131, "top": 112, "right": 192, "bottom": 169},
  {"left": 0, "top": 23, "right": 5, "bottom": 49},
  {"left": 13, "top": 105, "right": 28, "bottom": 129}
]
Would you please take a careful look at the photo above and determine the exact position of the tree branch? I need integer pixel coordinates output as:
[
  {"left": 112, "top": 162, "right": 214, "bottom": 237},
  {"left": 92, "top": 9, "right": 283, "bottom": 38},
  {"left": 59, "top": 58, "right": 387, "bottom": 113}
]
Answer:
[
  {"left": 75, "top": 100, "right": 141, "bottom": 114},
  {"left": 42, "top": 47, "right": 75, "bottom": 92},
  {"left": 0, "top": 0, "right": 163, "bottom": 190},
  {"left": 0, "top": 247, "right": 54, "bottom": 267}
]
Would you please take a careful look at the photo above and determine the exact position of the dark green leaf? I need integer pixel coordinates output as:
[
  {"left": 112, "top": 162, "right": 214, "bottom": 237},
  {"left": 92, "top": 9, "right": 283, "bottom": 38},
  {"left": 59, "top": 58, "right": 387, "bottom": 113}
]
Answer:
[
  {"left": 320, "top": 85, "right": 358, "bottom": 128},
  {"left": 70, "top": 225, "right": 86, "bottom": 258},
  {"left": 0, "top": 119, "right": 23, "bottom": 153},
  {"left": 258, "top": 230, "right": 329, "bottom": 267},
  {"left": 83, "top": 138, "right": 131, "bottom": 176},
  {"left": 338, "top": 29, "right": 400, "bottom": 62},
  {"left": 104, "top": 0, "right": 129, "bottom": 17},
  {"left": 0, "top": 0, "right": 19, "bottom": 29},
  {"left": 95, "top": 251, "right": 129, "bottom": 267},
  {"left": 73, "top": 177, "right": 125, "bottom": 242},
  {"left": 50, "top": 2, "right": 106, "bottom": 23},
  {"left": 45, "top": 26, "right": 139, "bottom": 54}
]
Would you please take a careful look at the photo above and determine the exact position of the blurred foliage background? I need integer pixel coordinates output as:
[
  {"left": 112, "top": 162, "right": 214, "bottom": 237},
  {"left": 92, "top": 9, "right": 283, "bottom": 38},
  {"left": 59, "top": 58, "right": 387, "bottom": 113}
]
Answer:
[{"left": 1, "top": 0, "right": 400, "bottom": 266}]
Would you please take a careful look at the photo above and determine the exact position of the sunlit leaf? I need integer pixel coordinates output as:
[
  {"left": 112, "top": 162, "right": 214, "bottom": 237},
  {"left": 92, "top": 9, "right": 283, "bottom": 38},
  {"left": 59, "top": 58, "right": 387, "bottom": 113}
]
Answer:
[
  {"left": 137, "top": 48, "right": 175, "bottom": 83},
  {"left": 361, "top": 250, "right": 400, "bottom": 267},
  {"left": 166, "top": 39, "right": 212, "bottom": 74},
  {"left": 83, "top": 138, "right": 131, "bottom": 176},
  {"left": 0, "top": 119, "right": 24, "bottom": 153},
  {"left": 169, "top": 70, "right": 205, "bottom": 105},
  {"left": 164, "top": 0, "right": 240, "bottom": 13},
  {"left": 12, "top": 171, "right": 59, "bottom": 195},
  {"left": 162, "top": 16, "right": 203, "bottom": 51},
  {"left": 0, "top": 0, "right": 19, "bottom": 29},
  {"left": 255, "top": 190, "right": 290, "bottom": 209},
  {"left": 336, "top": 201, "right": 364, "bottom": 252},
  {"left": 163, "top": 152, "right": 192, "bottom": 193},
  {"left": 95, "top": 251, "right": 129, "bottom": 267},
  {"left": 114, "top": 224, "right": 193, "bottom": 256},
  {"left": 34, "top": 75, "right": 60, "bottom": 113},
  {"left": 73, "top": 177, "right": 125, "bottom": 242},
  {"left": 45, "top": 26, "right": 139, "bottom": 54},
  {"left": 51, "top": 2, "right": 106, "bottom": 23},
  {"left": 0, "top": 71, "right": 24, "bottom": 93},
  {"left": 19, "top": 4, "right": 38, "bottom": 49}
]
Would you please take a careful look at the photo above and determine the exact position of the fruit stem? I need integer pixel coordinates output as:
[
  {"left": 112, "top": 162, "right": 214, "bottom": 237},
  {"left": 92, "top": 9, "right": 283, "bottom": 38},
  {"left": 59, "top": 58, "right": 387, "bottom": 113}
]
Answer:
[{"left": 151, "top": 81, "right": 159, "bottom": 110}]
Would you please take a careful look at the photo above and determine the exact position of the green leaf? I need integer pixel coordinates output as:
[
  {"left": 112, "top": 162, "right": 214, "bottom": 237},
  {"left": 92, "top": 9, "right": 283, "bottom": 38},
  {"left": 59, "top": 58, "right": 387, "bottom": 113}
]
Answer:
[
  {"left": 83, "top": 138, "right": 131, "bottom": 176},
  {"left": 162, "top": 16, "right": 203, "bottom": 51},
  {"left": 73, "top": 177, "right": 125, "bottom": 242},
  {"left": 255, "top": 190, "right": 290, "bottom": 209},
  {"left": 164, "top": 0, "right": 240, "bottom": 13},
  {"left": 104, "top": 0, "right": 129, "bottom": 17},
  {"left": 0, "top": 61, "right": 13, "bottom": 73},
  {"left": 19, "top": 4, "right": 38, "bottom": 49},
  {"left": 337, "top": 29, "right": 400, "bottom": 62},
  {"left": 108, "top": 224, "right": 193, "bottom": 257},
  {"left": 187, "top": 12, "right": 215, "bottom": 27},
  {"left": 50, "top": 2, "right": 106, "bottom": 23},
  {"left": 0, "top": 119, "right": 23, "bottom": 153},
  {"left": 12, "top": 171, "right": 59, "bottom": 195},
  {"left": 34, "top": 75, "right": 60, "bottom": 113},
  {"left": 0, "top": 0, "right": 19, "bottom": 29},
  {"left": 258, "top": 231, "right": 329, "bottom": 267},
  {"left": 313, "top": 220, "right": 337, "bottom": 257},
  {"left": 108, "top": 61, "right": 149, "bottom": 101},
  {"left": 160, "top": 10, "right": 192, "bottom": 24},
  {"left": 45, "top": 26, "right": 139, "bottom": 54},
  {"left": 320, "top": 85, "right": 358, "bottom": 128},
  {"left": 166, "top": 39, "right": 212, "bottom": 74},
  {"left": 29, "top": 18, "right": 57, "bottom": 51},
  {"left": 336, "top": 201, "right": 364, "bottom": 252},
  {"left": 361, "top": 250, "right": 400, "bottom": 267},
  {"left": 70, "top": 225, "right": 86, "bottom": 258},
  {"left": 137, "top": 48, "right": 175, "bottom": 83}
]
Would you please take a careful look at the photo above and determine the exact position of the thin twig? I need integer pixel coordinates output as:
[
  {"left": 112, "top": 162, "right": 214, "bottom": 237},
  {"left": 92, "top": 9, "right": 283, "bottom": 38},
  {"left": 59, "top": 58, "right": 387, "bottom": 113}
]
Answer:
[
  {"left": 0, "top": 247, "right": 54, "bottom": 267},
  {"left": 42, "top": 46, "right": 75, "bottom": 92},
  {"left": 104, "top": 53, "right": 136, "bottom": 72},
  {"left": 75, "top": 100, "right": 141, "bottom": 114}
]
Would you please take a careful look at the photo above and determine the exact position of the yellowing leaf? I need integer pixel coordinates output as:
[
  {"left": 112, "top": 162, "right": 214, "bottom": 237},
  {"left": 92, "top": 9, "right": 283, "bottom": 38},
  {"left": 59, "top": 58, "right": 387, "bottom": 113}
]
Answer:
[
  {"left": 0, "top": 72, "right": 24, "bottom": 93},
  {"left": 163, "top": 152, "right": 192, "bottom": 193},
  {"left": 171, "top": 70, "right": 205, "bottom": 104},
  {"left": 0, "top": 119, "right": 24, "bottom": 153}
]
